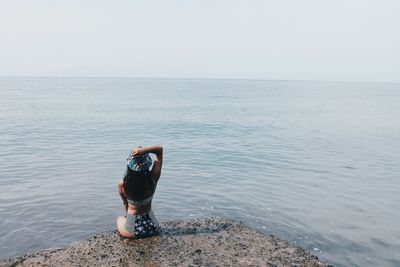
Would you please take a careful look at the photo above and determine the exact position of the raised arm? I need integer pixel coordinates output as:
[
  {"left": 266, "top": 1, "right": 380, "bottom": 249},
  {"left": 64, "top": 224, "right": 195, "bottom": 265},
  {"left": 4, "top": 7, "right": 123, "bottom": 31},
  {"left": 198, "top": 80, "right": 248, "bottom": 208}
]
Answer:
[{"left": 133, "top": 145, "right": 163, "bottom": 182}]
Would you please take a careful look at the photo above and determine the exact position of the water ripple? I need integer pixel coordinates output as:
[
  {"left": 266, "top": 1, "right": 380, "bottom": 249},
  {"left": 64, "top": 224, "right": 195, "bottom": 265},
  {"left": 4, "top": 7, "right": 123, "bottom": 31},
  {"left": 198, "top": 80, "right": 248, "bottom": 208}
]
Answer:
[{"left": 1, "top": 78, "right": 400, "bottom": 267}]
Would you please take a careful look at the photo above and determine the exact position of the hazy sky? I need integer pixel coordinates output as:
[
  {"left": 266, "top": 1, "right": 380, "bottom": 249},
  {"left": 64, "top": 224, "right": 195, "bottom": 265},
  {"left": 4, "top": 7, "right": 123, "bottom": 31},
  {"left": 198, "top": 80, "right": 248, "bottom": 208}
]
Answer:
[{"left": 0, "top": 0, "right": 399, "bottom": 82}]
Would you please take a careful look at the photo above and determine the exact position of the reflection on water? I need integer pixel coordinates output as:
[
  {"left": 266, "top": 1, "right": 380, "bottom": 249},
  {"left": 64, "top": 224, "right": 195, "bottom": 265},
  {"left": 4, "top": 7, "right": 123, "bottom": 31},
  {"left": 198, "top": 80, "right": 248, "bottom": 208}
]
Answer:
[{"left": 0, "top": 78, "right": 400, "bottom": 266}]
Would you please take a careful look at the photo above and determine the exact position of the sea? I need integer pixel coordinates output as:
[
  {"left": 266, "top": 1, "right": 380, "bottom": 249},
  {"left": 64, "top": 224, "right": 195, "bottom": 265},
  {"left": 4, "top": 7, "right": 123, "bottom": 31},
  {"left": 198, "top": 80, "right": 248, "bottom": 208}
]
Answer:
[{"left": 0, "top": 77, "right": 399, "bottom": 266}]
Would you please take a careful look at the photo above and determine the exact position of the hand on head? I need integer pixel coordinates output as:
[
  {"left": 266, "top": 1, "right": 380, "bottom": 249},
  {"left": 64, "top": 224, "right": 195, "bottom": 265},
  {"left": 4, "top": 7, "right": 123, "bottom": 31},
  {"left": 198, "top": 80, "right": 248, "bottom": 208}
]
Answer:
[
  {"left": 132, "top": 147, "right": 140, "bottom": 157},
  {"left": 132, "top": 146, "right": 144, "bottom": 157}
]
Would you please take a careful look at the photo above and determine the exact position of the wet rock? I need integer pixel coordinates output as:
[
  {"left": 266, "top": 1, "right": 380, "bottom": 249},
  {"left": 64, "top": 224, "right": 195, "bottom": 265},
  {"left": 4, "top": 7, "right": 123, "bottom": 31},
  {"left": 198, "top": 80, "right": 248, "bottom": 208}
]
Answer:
[{"left": 0, "top": 217, "right": 331, "bottom": 267}]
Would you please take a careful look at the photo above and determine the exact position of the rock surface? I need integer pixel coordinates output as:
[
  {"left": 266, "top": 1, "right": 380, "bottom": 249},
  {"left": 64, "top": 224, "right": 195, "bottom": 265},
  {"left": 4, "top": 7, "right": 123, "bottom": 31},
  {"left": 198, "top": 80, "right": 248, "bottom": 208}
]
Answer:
[{"left": 0, "top": 217, "right": 331, "bottom": 267}]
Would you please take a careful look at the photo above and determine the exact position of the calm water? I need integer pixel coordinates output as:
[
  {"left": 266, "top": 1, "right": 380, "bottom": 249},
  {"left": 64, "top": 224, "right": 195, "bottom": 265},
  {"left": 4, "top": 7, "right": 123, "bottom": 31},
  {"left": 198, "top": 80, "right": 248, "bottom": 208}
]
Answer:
[{"left": 0, "top": 77, "right": 399, "bottom": 266}]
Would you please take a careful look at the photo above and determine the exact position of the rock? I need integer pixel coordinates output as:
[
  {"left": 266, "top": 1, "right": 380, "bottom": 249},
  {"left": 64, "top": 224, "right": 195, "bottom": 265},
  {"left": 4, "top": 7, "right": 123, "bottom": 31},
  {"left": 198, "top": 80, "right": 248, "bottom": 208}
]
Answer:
[{"left": 0, "top": 217, "right": 331, "bottom": 267}]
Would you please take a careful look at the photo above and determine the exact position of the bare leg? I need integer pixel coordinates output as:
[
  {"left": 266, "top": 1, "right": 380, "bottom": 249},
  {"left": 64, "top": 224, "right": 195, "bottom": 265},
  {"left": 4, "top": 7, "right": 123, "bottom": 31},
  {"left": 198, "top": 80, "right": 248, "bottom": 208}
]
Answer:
[{"left": 117, "top": 216, "right": 134, "bottom": 238}]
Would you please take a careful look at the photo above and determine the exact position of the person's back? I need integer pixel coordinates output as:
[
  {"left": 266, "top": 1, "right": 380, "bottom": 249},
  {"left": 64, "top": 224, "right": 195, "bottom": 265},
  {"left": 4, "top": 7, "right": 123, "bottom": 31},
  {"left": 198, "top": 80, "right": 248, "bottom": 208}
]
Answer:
[{"left": 116, "top": 145, "right": 163, "bottom": 238}]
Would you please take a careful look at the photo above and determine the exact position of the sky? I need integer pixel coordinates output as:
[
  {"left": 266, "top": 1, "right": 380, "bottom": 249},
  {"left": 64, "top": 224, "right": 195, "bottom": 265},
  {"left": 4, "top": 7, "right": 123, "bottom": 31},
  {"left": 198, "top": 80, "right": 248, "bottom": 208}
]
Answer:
[{"left": 0, "top": 0, "right": 399, "bottom": 82}]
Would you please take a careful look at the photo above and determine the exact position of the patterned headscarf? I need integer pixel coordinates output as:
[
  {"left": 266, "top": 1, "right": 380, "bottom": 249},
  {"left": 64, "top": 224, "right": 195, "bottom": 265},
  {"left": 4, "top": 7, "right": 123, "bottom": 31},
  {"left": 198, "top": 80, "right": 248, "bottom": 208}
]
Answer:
[{"left": 127, "top": 151, "right": 153, "bottom": 171}]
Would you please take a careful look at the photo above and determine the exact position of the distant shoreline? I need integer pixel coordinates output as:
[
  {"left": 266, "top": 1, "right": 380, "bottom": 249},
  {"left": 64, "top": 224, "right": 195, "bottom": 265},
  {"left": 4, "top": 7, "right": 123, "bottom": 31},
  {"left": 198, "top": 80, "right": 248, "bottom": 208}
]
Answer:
[{"left": 0, "top": 217, "right": 330, "bottom": 267}]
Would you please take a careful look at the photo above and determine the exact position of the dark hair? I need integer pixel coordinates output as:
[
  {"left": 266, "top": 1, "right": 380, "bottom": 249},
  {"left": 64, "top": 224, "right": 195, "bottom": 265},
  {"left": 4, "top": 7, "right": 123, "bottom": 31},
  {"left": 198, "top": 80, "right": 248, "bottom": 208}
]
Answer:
[{"left": 123, "top": 168, "right": 155, "bottom": 200}]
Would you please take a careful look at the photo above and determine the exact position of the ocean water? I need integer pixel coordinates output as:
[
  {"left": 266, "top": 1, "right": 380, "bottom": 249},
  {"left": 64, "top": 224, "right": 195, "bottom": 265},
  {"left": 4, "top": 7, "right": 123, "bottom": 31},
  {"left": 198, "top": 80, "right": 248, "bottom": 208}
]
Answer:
[{"left": 0, "top": 77, "right": 399, "bottom": 266}]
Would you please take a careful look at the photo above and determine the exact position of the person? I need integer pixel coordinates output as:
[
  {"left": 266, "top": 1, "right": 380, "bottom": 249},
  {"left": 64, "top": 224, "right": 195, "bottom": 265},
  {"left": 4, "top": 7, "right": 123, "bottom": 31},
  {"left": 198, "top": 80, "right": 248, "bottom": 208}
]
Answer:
[{"left": 117, "top": 145, "right": 163, "bottom": 238}]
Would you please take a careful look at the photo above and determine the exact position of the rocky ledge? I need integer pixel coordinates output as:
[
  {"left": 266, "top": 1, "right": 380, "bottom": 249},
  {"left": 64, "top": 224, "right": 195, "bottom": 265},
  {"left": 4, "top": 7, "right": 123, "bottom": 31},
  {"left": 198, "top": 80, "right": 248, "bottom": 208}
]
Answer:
[{"left": 0, "top": 217, "right": 330, "bottom": 267}]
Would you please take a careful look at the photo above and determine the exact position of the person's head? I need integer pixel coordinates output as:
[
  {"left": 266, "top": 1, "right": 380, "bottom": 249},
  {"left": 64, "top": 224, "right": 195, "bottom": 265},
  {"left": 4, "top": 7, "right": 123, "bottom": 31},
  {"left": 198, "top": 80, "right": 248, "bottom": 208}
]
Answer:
[
  {"left": 123, "top": 151, "right": 154, "bottom": 200},
  {"left": 126, "top": 150, "right": 152, "bottom": 172}
]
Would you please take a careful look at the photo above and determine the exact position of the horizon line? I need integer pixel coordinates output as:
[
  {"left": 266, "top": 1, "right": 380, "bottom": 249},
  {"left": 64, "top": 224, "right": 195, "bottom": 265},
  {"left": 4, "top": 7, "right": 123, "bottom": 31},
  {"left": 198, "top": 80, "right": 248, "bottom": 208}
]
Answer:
[{"left": 0, "top": 75, "right": 399, "bottom": 85}]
